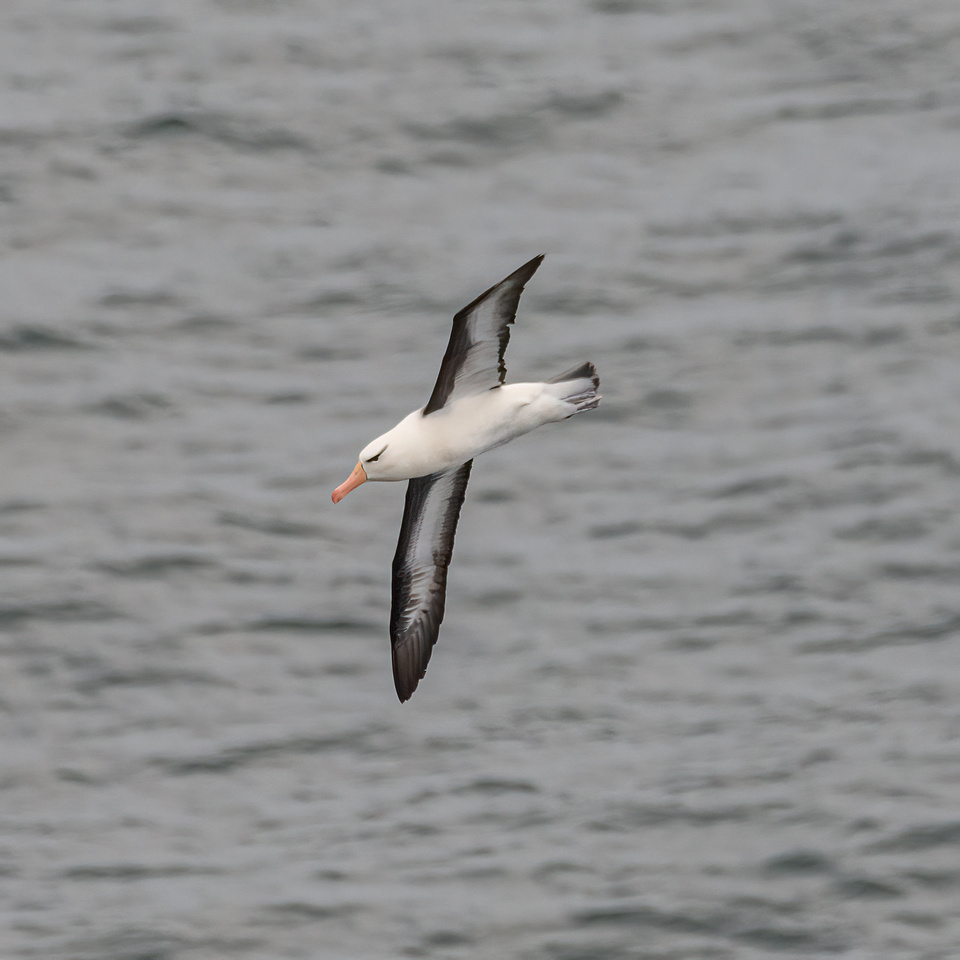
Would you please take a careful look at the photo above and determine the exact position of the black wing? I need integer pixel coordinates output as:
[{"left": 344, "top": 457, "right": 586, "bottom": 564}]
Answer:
[
  {"left": 422, "top": 255, "right": 544, "bottom": 415},
  {"left": 390, "top": 461, "right": 473, "bottom": 702}
]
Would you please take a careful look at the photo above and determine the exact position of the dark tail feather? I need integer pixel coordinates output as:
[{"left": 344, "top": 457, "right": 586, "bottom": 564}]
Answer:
[
  {"left": 546, "top": 361, "right": 600, "bottom": 414},
  {"left": 547, "top": 361, "right": 599, "bottom": 388}
]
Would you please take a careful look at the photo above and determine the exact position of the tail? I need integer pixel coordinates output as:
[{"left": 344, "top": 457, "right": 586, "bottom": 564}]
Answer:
[{"left": 545, "top": 361, "right": 601, "bottom": 414}]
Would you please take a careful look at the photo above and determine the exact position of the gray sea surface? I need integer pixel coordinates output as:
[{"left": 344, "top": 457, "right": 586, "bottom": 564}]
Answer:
[{"left": 4, "top": 1, "right": 960, "bottom": 958}]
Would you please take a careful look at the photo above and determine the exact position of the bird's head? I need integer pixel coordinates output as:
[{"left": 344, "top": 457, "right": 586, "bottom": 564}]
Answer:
[{"left": 331, "top": 433, "right": 393, "bottom": 503}]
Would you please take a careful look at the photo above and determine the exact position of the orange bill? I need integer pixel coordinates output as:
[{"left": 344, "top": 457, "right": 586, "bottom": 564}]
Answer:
[{"left": 331, "top": 461, "right": 367, "bottom": 503}]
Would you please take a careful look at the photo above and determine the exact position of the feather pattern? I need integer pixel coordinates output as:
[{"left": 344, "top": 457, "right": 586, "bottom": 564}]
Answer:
[
  {"left": 390, "top": 460, "right": 473, "bottom": 701},
  {"left": 422, "top": 254, "right": 544, "bottom": 415}
]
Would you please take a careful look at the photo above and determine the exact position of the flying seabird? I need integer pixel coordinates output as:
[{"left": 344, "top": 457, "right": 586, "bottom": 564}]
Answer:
[{"left": 332, "top": 255, "right": 600, "bottom": 701}]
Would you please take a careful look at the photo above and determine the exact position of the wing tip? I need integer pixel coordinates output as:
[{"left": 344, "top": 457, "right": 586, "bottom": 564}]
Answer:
[
  {"left": 392, "top": 639, "right": 428, "bottom": 703},
  {"left": 514, "top": 253, "right": 545, "bottom": 283}
]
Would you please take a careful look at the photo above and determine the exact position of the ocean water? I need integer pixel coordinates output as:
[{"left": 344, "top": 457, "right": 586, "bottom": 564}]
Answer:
[{"left": 3, "top": 1, "right": 960, "bottom": 957}]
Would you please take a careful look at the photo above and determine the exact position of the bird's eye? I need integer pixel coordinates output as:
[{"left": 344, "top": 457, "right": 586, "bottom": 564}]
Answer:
[{"left": 367, "top": 446, "right": 387, "bottom": 463}]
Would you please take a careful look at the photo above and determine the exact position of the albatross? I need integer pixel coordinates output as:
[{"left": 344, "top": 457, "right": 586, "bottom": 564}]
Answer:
[{"left": 332, "top": 255, "right": 600, "bottom": 701}]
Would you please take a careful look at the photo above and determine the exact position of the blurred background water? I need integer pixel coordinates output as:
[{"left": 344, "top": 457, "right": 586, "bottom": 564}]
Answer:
[{"left": 3, "top": 1, "right": 960, "bottom": 958}]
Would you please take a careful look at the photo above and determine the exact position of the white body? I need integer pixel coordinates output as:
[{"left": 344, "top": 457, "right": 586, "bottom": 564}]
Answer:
[{"left": 361, "top": 380, "right": 585, "bottom": 481}]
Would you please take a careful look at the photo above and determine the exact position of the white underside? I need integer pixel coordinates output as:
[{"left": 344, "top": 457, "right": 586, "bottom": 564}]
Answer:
[{"left": 362, "top": 381, "right": 582, "bottom": 481}]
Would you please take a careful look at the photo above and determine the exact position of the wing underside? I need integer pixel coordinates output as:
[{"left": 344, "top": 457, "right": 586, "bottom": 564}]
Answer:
[
  {"left": 390, "top": 460, "right": 473, "bottom": 702},
  {"left": 422, "top": 255, "right": 544, "bottom": 415}
]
